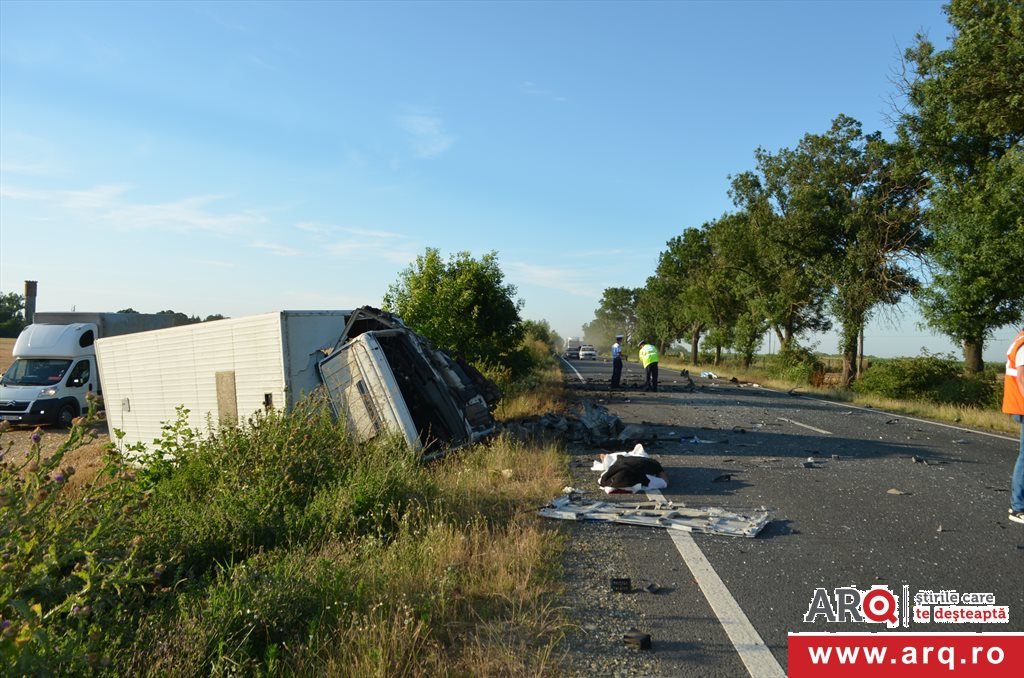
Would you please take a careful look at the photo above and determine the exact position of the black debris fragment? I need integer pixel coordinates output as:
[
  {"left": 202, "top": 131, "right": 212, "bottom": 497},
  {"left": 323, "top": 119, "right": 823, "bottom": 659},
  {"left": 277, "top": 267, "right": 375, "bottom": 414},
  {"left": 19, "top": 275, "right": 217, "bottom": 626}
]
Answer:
[{"left": 623, "top": 629, "right": 652, "bottom": 650}]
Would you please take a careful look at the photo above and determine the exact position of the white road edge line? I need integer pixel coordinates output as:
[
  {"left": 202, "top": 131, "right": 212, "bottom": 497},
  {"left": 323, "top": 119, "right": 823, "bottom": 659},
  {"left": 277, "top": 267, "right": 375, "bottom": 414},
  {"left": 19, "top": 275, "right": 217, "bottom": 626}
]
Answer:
[
  {"left": 645, "top": 488, "right": 785, "bottom": 678},
  {"left": 559, "top": 356, "right": 586, "bottom": 384},
  {"left": 776, "top": 416, "right": 832, "bottom": 435},
  {"left": 790, "top": 393, "right": 1018, "bottom": 443}
]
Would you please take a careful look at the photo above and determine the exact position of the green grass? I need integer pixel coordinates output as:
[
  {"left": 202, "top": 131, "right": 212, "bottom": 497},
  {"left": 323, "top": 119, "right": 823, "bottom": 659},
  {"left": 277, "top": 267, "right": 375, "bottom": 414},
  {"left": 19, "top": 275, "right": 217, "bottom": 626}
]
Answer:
[{"left": 2, "top": 392, "right": 571, "bottom": 676}]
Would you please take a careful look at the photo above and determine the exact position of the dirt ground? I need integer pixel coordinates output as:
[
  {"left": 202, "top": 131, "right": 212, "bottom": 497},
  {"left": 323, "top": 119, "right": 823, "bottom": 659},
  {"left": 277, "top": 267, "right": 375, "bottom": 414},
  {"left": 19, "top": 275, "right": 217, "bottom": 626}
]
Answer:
[{"left": 1, "top": 421, "right": 112, "bottom": 497}]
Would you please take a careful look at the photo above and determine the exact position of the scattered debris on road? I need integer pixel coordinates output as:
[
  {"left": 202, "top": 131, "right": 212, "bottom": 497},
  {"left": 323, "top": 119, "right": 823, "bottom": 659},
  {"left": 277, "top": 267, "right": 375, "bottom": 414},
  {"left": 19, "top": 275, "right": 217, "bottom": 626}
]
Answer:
[
  {"left": 610, "top": 577, "right": 632, "bottom": 593},
  {"left": 623, "top": 629, "right": 652, "bottom": 650},
  {"left": 538, "top": 494, "right": 771, "bottom": 538}
]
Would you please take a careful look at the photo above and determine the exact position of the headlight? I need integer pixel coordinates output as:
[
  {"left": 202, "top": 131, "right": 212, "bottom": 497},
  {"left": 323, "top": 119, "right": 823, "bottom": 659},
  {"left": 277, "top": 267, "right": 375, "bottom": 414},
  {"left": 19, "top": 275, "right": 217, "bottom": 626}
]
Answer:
[{"left": 39, "top": 388, "right": 58, "bottom": 398}]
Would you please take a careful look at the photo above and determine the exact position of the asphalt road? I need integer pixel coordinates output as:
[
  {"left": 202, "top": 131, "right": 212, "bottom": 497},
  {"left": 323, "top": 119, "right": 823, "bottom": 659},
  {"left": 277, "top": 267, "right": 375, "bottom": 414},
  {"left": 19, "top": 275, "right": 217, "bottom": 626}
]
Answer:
[{"left": 559, "top": 355, "right": 1024, "bottom": 676}]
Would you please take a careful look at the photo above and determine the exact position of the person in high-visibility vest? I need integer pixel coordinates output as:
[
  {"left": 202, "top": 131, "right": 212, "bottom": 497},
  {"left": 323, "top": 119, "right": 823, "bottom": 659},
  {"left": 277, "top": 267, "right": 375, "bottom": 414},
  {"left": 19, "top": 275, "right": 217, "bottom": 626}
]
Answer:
[
  {"left": 639, "top": 339, "right": 659, "bottom": 392},
  {"left": 1004, "top": 327, "right": 1024, "bottom": 525},
  {"left": 611, "top": 334, "right": 624, "bottom": 388}
]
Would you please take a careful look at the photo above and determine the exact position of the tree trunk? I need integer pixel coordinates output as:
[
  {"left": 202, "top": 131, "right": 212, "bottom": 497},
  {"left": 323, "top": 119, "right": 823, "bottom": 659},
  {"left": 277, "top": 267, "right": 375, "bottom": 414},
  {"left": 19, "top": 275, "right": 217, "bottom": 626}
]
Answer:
[
  {"left": 963, "top": 339, "right": 984, "bottom": 374},
  {"left": 773, "top": 325, "right": 785, "bottom": 348},
  {"left": 690, "top": 324, "right": 703, "bottom": 365},
  {"left": 714, "top": 345, "right": 722, "bottom": 366},
  {"left": 857, "top": 326, "right": 865, "bottom": 379},
  {"left": 839, "top": 334, "right": 858, "bottom": 389}
]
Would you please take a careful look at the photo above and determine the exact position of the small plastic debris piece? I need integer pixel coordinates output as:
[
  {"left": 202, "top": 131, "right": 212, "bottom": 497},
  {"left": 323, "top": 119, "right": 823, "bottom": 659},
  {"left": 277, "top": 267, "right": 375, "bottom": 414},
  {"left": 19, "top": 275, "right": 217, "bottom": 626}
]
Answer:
[
  {"left": 952, "top": 439, "right": 968, "bottom": 445},
  {"left": 831, "top": 454, "right": 841, "bottom": 461},
  {"left": 802, "top": 461, "right": 815, "bottom": 468},
  {"left": 887, "top": 488, "right": 909, "bottom": 495},
  {"left": 623, "top": 629, "right": 652, "bottom": 650},
  {"left": 643, "top": 582, "right": 660, "bottom": 594},
  {"left": 610, "top": 577, "right": 632, "bottom": 593}
]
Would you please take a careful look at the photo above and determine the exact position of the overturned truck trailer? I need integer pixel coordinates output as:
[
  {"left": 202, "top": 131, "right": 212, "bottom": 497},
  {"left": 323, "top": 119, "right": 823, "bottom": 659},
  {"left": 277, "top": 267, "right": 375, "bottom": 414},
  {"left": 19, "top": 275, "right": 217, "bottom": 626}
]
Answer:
[
  {"left": 95, "top": 307, "right": 500, "bottom": 457},
  {"left": 318, "top": 307, "right": 500, "bottom": 459}
]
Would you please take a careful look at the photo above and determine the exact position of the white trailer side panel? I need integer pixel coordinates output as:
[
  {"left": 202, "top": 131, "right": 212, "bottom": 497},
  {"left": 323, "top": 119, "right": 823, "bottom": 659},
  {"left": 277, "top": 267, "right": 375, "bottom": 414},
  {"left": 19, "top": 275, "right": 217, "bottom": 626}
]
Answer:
[
  {"left": 97, "top": 313, "right": 284, "bottom": 447},
  {"left": 96, "top": 311, "right": 349, "bottom": 449}
]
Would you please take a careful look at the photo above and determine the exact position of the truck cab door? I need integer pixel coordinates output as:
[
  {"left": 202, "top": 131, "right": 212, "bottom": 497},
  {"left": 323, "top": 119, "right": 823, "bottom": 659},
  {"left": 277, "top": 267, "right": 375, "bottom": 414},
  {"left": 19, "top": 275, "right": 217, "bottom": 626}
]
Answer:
[
  {"left": 63, "top": 358, "right": 95, "bottom": 407},
  {"left": 318, "top": 334, "right": 422, "bottom": 452}
]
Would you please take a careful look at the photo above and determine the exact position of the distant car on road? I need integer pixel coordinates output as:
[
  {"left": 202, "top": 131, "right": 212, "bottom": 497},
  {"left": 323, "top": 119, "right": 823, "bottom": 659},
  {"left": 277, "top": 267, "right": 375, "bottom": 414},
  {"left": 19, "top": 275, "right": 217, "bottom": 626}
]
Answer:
[
  {"left": 578, "top": 345, "right": 597, "bottom": 360},
  {"left": 563, "top": 346, "right": 581, "bottom": 360}
]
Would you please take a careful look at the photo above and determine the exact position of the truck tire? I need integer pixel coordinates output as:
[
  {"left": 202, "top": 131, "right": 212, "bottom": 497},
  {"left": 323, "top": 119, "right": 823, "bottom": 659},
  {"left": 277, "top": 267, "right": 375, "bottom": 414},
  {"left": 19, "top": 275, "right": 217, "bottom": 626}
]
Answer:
[{"left": 57, "top": 403, "right": 77, "bottom": 429}]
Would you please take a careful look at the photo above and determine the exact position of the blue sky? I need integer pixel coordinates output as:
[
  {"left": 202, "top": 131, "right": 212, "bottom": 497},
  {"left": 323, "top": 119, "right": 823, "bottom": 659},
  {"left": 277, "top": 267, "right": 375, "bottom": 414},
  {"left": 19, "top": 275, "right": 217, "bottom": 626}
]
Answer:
[{"left": 0, "top": 0, "right": 1017, "bottom": 361}]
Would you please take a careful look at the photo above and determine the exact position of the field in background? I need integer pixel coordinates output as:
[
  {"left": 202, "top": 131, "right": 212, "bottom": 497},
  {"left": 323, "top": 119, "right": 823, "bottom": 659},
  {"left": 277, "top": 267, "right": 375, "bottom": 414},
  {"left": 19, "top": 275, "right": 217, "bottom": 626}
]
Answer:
[{"left": 0, "top": 338, "right": 13, "bottom": 373}]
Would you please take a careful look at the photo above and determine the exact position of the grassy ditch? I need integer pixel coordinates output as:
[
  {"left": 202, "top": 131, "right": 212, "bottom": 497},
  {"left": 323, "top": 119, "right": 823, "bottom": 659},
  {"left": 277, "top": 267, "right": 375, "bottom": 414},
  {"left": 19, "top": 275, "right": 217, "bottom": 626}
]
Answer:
[
  {"left": 494, "top": 363, "right": 568, "bottom": 422},
  {"left": 1, "top": 390, "right": 571, "bottom": 676}
]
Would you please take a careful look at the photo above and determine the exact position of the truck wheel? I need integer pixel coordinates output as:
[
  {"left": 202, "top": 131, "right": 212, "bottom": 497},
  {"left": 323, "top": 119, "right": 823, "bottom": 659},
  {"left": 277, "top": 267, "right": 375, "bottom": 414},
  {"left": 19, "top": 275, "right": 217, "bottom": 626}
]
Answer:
[{"left": 57, "top": 404, "right": 77, "bottom": 428}]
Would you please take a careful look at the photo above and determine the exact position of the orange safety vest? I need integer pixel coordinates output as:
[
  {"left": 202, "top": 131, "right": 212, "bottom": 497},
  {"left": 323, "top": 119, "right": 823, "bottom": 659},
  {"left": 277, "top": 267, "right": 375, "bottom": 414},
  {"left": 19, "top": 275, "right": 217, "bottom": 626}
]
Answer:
[{"left": 1003, "top": 329, "right": 1024, "bottom": 415}]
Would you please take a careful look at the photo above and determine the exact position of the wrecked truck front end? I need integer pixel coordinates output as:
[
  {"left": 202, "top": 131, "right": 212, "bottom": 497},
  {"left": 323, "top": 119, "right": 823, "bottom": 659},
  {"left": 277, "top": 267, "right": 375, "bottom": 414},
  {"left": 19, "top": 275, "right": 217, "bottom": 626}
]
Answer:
[{"left": 318, "top": 307, "right": 500, "bottom": 459}]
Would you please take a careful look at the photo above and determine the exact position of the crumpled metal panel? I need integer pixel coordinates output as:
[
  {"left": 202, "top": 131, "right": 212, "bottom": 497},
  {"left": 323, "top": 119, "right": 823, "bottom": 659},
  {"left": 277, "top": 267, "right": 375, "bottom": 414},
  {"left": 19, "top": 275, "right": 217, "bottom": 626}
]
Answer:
[{"left": 539, "top": 494, "right": 771, "bottom": 538}]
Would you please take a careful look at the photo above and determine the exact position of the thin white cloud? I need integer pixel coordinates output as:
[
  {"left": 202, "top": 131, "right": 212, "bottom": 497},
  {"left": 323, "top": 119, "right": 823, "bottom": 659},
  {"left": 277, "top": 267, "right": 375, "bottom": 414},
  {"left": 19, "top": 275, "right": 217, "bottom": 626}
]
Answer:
[
  {"left": 339, "top": 226, "right": 403, "bottom": 239},
  {"left": 326, "top": 241, "right": 416, "bottom": 264},
  {"left": 0, "top": 161, "right": 58, "bottom": 176},
  {"left": 568, "top": 248, "right": 629, "bottom": 258},
  {"left": 506, "top": 261, "right": 595, "bottom": 298},
  {"left": 1, "top": 183, "right": 266, "bottom": 235},
  {"left": 0, "top": 130, "right": 70, "bottom": 177},
  {"left": 295, "top": 221, "right": 404, "bottom": 241},
  {"left": 190, "top": 258, "right": 239, "bottom": 268},
  {"left": 250, "top": 240, "right": 301, "bottom": 257},
  {"left": 295, "top": 221, "right": 334, "bottom": 235},
  {"left": 520, "top": 80, "right": 568, "bottom": 103},
  {"left": 396, "top": 112, "right": 455, "bottom": 158}
]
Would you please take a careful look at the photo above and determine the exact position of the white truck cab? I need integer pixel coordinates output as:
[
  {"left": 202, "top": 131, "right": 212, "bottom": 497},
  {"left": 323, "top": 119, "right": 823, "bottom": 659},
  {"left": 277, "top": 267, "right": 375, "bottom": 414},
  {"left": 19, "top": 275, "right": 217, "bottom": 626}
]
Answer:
[
  {"left": 0, "top": 312, "right": 182, "bottom": 427},
  {"left": 0, "top": 323, "right": 98, "bottom": 427}
]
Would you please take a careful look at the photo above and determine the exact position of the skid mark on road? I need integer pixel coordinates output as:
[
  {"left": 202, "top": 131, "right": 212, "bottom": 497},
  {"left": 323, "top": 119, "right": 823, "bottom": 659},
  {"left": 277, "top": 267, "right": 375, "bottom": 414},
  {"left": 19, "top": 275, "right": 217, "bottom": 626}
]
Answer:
[{"left": 646, "top": 488, "right": 785, "bottom": 677}]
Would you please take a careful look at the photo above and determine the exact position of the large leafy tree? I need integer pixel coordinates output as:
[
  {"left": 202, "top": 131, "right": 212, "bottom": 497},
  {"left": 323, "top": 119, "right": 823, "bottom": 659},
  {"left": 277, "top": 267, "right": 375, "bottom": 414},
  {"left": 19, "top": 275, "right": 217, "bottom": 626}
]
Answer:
[
  {"left": 383, "top": 247, "right": 524, "bottom": 368},
  {"left": 0, "top": 292, "right": 26, "bottom": 338},
  {"left": 786, "top": 116, "right": 928, "bottom": 385},
  {"left": 728, "top": 149, "right": 834, "bottom": 348},
  {"left": 703, "top": 212, "right": 769, "bottom": 367},
  {"left": 901, "top": 0, "right": 1024, "bottom": 371},
  {"left": 584, "top": 287, "right": 640, "bottom": 350},
  {"left": 634, "top": 277, "right": 683, "bottom": 355}
]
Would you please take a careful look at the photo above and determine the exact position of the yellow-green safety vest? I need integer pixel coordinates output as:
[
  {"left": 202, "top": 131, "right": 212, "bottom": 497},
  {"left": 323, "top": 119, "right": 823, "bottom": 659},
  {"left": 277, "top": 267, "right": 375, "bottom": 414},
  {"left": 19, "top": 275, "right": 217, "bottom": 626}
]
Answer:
[{"left": 639, "top": 343, "right": 659, "bottom": 368}]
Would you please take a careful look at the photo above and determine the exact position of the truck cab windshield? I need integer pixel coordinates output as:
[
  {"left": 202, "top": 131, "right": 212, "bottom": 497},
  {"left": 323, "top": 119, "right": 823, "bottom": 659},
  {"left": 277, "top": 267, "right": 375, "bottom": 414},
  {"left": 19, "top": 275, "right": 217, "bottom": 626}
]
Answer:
[{"left": 1, "top": 359, "right": 73, "bottom": 387}]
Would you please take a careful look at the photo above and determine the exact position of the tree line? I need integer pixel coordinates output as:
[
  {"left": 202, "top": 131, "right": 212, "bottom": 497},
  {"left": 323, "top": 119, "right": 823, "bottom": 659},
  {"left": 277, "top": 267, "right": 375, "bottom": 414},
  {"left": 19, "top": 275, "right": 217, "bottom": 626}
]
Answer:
[
  {"left": 584, "top": 0, "right": 1022, "bottom": 386},
  {"left": 0, "top": 296, "right": 226, "bottom": 339}
]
